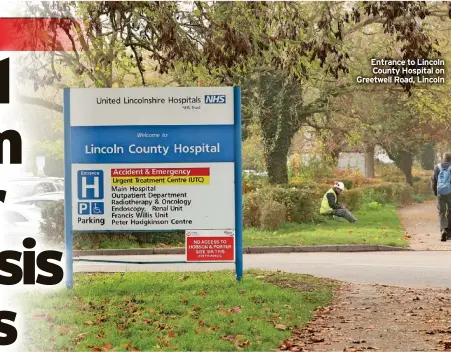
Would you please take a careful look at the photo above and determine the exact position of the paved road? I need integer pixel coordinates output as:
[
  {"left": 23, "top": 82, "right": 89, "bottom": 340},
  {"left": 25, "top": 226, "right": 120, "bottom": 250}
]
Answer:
[{"left": 74, "top": 251, "right": 451, "bottom": 288}]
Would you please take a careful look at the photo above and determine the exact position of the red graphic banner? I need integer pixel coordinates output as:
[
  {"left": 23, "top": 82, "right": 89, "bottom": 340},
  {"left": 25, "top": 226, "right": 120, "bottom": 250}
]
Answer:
[
  {"left": 111, "top": 168, "right": 210, "bottom": 177},
  {"left": 0, "top": 18, "right": 83, "bottom": 51}
]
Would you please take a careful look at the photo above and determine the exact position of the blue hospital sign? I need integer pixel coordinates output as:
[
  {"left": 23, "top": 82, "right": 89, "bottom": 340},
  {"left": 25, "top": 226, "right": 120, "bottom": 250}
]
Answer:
[
  {"left": 77, "top": 170, "right": 104, "bottom": 200},
  {"left": 64, "top": 86, "right": 243, "bottom": 288},
  {"left": 66, "top": 87, "right": 237, "bottom": 232}
]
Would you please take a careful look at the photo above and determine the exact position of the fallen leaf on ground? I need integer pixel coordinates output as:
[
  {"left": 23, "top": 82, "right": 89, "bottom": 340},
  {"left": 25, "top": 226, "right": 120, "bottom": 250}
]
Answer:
[
  {"left": 32, "top": 314, "right": 55, "bottom": 322},
  {"left": 88, "top": 347, "right": 102, "bottom": 352},
  {"left": 74, "top": 333, "right": 88, "bottom": 344},
  {"left": 58, "top": 327, "right": 70, "bottom": 335},
  {"left": 124, "top": 343, "right": 140, "bottom": 351},
  {"left": 311, "top": 337, "right": 325, "bottom": 343},
  {"left": 221, "top": 335, "right": 236, "bottom": 342},
  {"left": 238, "top": 340, "right": 251, "bottom": 347},
  {"left": 32, "top": 313, "right": 47, "bottom": 319},
  {"left": 275, "top": 324, "right": 288, "bottom": 330},
  {"left": 88, "top": 344, "right": 113, "bottom": 352},
  {"left": 231, "top": 306, "right": 242, "bottom": 313}
]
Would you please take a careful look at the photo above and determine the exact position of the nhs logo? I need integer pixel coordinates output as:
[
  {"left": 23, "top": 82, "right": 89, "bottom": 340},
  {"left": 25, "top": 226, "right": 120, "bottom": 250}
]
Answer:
[{"left": 205, "top": 95, "right": 226, "bottom": 104}]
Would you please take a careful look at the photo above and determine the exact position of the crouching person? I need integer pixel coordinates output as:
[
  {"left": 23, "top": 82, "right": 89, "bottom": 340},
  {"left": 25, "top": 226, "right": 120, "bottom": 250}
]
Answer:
[{"left": 320, "top": 181, "right": 357, "bottom": 223}]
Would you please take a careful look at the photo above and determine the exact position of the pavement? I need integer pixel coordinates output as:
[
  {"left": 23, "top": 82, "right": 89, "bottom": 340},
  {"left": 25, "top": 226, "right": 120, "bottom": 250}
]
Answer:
[
  {"left": 400, "top": 200, "right": 451, "bottom": 251},
  {"left": 74, "top": 251, "right": 451, "bottom": 288}
]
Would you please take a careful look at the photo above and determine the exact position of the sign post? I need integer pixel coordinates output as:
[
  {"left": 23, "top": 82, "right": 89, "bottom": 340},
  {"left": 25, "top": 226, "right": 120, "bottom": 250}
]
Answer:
[{"left": 63, "top": 87, "right": 242, "bottom": 288}]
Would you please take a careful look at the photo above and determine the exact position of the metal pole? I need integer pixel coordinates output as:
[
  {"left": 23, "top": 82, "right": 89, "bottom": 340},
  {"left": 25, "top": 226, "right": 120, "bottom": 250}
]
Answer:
[
  {"left": 233, "top": 86, "right": 243, "bottom": 281},
  {"left": 63, "top": 88, "right": 73, "bottom": 289}
]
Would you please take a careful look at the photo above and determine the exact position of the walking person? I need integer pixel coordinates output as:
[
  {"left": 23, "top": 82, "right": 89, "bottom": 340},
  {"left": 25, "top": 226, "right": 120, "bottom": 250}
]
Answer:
[
  {"left": 431, "top": 152, "right": 451, "bottom": 242},
  {"left": 319, "top": 181, "right": 357, "bottom": 223}
]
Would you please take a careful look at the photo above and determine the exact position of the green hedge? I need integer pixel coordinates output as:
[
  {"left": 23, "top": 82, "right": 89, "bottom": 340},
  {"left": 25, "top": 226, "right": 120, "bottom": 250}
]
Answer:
[
  {"left": 340, "top": 188, "right": 364, "bottom": 211},
  {"left": 243, "top": 184, "right": 319, "bottom": 229},
  {"left": 361, "top": 182, "right": 415, "bottom": 206}
]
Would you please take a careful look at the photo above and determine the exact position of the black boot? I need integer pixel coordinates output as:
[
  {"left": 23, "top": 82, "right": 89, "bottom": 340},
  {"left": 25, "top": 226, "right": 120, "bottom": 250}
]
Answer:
[{"left": 441, "top": 232, "right": 447, "bottom": 242}]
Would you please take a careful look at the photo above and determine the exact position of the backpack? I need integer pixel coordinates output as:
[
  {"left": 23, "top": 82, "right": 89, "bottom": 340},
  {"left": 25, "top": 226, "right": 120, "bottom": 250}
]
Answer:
[{"left": 437, "top": 164, "right": 451, "bottom": 195}]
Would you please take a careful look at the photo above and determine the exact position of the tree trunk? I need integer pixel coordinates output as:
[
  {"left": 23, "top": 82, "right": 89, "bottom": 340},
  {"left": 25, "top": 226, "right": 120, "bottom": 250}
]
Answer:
[
  {"left": 386, "top": 150, "right": 413, "bottom": 185},
  {"left": 420, "top": 143, "right": 435, "bottom": 170},
  {"left": 397, "top": 151, "right": 413, "bottom": 185},
  {"left": 265, "top": 128, "right": 294, "bottom": 184},
  {"left": 364, "top": 143, "right": 375, "bottom": 178},
  {"left": 266, "top": 146, "right": 290, "bottom": 184}
]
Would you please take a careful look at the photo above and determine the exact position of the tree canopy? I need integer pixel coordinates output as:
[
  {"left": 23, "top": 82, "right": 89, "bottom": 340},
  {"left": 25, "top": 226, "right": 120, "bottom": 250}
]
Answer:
[{"left": 16, "top": 1, "right": 451, "bottom": 183}]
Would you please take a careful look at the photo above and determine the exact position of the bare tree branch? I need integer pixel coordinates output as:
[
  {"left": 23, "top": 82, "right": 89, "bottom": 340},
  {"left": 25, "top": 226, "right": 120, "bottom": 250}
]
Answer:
[{"left": 17, "top": 94, "right": 63, "bottom": 113}]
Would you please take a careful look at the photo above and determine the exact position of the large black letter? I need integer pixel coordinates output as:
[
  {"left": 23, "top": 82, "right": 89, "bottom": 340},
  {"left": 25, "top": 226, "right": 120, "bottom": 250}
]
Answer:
[
  {"left": 36, "top": 251, "right": 64, "bottom": 285},
  {"left": 0, "top": 130, "right": 22, "bottom": 164},
  {"left": 23, "top": 238, "right": 37, "bottom": 285},
  {"left": 0, "top": 251, "right": 23, "bottom": 285},
  {"left": 0, "top": 58, "right": 9, "bottom": 104},
  {"left": 0, "top": 311, "right": 17, "bottom": 346}
]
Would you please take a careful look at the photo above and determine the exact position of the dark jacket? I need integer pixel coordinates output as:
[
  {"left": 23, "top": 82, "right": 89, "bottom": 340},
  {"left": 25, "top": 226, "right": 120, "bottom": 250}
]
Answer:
[
  {"left": 327, "top": 189, "right": 343, "bottom": 210},
  {"left": 431, "top": 162, "right": 451, "bottom": 196}
]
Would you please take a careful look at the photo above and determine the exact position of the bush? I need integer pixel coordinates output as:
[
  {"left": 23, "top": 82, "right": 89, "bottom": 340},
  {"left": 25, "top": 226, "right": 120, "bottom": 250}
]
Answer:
[
  {"left": 363, "top": 183, "right": 397, "bottom": 204},
  {"left": 266, "top": 184, "right": 319, "bottom": 223},
  {"left": 394, "top": 183, "right": 414, "bottom": 206},
  {"left": 243, "top": 192, "right": 262, "bottom": 228},
  {"left": 242, "top": 126, "right": 265, "bottom": 172},
  {"left": 40, "top": 201, "right": 65, "bottom": 244},
  {"left": 242, "top": 184, "right": 320, "bottom": 228},
  {"left": 242, "top": 173, "right": 268, "bottom": 194},
  {"left": 375, "top": 164, "right": 403, "bottom": 178},
  {"left": 340, "top": 188, "right": 364, "bottom": 211},
  {"left": 382, "top": 175, "right": 405, "bottom": 183},
  {"left": 363, "top": 182, "right": 415, "bottom": 206},
  {"left": 367, "top": 201, "right": 382, "bottom": 210},
  {"left": 412, "top": 194, "right": 426, "bottom": 203},
  {"left": 259, "top": 200, "right": 287, "bottom": 230},
  {"left": 290, "top": 157, "right": 335, "bottom": 182},
  {"left": 413, "top": 180, "right": 432, "bottom": 197}
]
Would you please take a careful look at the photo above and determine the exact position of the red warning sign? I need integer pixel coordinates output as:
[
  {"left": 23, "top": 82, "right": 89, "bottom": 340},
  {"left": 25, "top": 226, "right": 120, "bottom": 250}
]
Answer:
[{"left": 186, "top": 236, "right": 235, "bottom": 262}]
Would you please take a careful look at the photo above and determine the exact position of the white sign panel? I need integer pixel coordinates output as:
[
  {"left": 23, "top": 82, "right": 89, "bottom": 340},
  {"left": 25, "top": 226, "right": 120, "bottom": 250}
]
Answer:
[
  {"left": 66, "top": 87, "right": 236, "bottom": 232},
  {"left": 72, "top": 163, "right": 234, "bottom": 231}
]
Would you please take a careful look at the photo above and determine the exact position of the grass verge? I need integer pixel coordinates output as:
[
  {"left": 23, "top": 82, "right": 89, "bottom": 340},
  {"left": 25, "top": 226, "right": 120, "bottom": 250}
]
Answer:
[
  {"left": 74, "top": 204, "right": 407, "bottom": 250},
  {"left": 245, "top": 204, "right": 408, "bottom": 247},
  {"left": 23, "top": 271, "right": 337, "bottom": 351}
]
